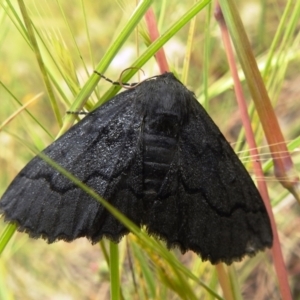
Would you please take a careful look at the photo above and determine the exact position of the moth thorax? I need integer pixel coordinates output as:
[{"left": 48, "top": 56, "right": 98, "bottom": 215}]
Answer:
[{"left": 142, "top": 113, "right": 179, "bottom": 196}]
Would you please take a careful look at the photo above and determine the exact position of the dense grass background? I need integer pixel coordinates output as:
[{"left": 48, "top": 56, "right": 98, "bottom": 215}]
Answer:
[{"left": 1, "top": 0, "right": 300, "bottom": 299}]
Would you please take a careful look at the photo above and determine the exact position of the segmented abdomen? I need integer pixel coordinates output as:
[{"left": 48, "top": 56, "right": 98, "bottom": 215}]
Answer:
[{"left": 142, "top": 114, "right": 179, "bottom": 196}]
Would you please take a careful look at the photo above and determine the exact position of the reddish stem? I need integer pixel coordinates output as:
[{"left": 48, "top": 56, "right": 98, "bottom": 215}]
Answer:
[
  {"left": 145, "top": 9, "right": 169, "bottom": 73},
  {"left": 215, "top": 3, "right": 292, "bottom": 300}
]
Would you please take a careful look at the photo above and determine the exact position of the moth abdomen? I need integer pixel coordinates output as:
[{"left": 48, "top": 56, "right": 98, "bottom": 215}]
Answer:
[{"left": 142, "top": 114, "right": 179, "bottom": 196}]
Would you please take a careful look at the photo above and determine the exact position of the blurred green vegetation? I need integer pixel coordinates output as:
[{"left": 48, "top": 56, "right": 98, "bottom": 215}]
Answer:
[{"left": 1, "top": 0, "right": 300, "bottom": 299}]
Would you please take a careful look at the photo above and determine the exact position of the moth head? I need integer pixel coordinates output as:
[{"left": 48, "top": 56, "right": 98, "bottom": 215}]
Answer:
[{"left": 136, "top": 73, "right": 194, "bottom": 126}]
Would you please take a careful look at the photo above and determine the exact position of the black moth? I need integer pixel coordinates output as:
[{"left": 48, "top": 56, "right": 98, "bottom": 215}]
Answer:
[{"left": 0, "top": 72, "right": 272, "bottom": 264}]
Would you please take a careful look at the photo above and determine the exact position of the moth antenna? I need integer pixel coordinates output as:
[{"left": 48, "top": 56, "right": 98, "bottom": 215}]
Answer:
[
  {"left": 94, "top": 71, "right": 132, "bottom": 86},
  {"left": 94, "top": 67, "right": 147, "bottom": 89},
  {"left": 117, "top": 67, "right": 146, "bottom": 89},
  {"left": 119, "top": 68, "right": 175, "bottom": 89},
  {"left": 67, "top": 111, "right": 89, "bottom": 115}
]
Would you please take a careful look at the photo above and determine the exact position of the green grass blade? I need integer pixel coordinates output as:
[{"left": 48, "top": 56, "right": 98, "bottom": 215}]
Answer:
[
  {"left": 110, "top": 241, "right": 120, "bottom": 300},
  {"left": 58, "top": 0, "right": 154, "bottom": 137},
  {"left": 0, "top": 223, "right": 17, "bottom": 255}
]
